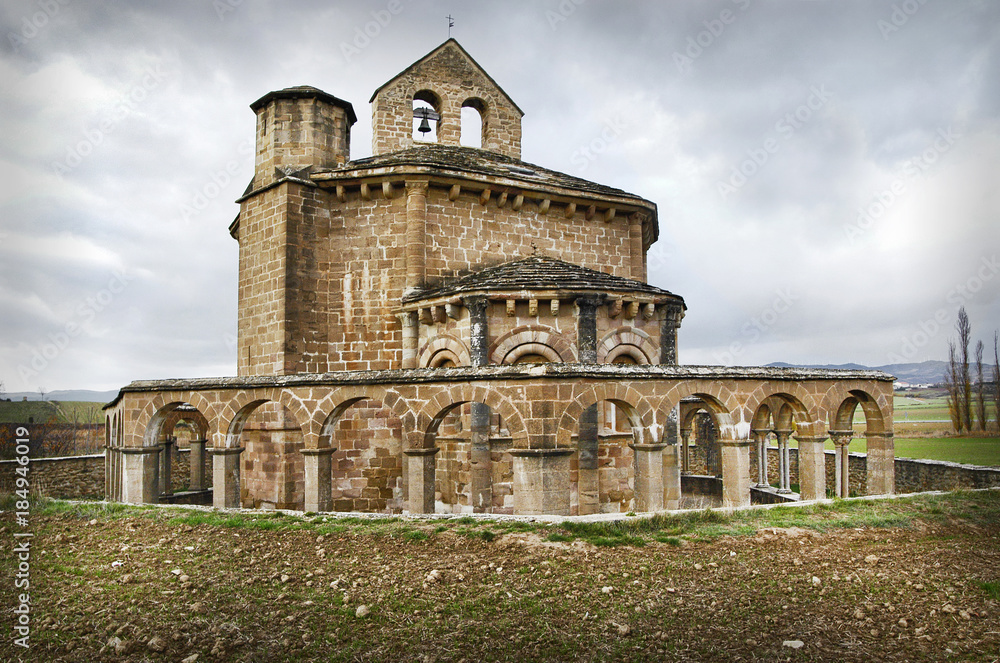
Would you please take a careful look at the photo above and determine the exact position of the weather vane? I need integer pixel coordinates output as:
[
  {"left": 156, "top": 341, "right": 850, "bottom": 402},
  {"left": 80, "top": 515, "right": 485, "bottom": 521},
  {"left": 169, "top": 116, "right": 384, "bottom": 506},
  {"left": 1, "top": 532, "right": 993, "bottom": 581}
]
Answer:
[{"left": 447, "top": 15, "right": 454, "bottom": 38}]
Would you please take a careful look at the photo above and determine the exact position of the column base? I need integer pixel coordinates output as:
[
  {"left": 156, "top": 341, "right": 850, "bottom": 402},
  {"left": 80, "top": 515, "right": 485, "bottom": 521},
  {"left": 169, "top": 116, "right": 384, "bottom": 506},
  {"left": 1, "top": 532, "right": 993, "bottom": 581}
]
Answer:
[
  {"left": 302, "top": 447, "right": 337, "bottom": 513},
  {"left": 120, "top": 447, "right": 160, "bottom": 504},
  {"left": 404, "top": 447, "right": 440, "bottom": 514},
  {"left": 510, "top": 448, "right": 573, "bottom": 516},
  {"left": 211, "top": 447, "right": 244, "bottom": 509}
]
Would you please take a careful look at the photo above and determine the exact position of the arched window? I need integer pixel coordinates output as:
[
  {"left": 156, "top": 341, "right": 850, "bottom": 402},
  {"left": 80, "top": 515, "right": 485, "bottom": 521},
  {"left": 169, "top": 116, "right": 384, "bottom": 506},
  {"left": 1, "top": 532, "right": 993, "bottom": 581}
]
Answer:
[
  {"left": 413, "top": 90, "right": 441, "bottom": 143},
  {"left": 461, "top": 98, "right": 486, "bottom": 148}
]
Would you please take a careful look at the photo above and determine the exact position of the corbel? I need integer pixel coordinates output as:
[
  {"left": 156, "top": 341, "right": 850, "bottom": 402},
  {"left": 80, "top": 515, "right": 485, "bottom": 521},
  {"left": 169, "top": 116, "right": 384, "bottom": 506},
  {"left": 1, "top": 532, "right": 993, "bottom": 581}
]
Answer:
[{"left": 609, "top": 299, "right": 623, "bottom": 319}]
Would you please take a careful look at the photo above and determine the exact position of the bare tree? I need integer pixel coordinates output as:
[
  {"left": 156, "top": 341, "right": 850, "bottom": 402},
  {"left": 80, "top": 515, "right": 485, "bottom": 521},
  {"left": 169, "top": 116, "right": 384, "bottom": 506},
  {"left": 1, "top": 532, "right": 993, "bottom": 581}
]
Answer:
[
  {"left": 994, "top": 332, "right": 1000, "bottom": 433},
  {"left": 957, "top": 307, "right": 973, "bottom": 433},
  {"left": 945, "top": 340, "right": 962, "bottom": 432},
  {"left": 974, "top": 340, "right": 987, "bottom": 432}
]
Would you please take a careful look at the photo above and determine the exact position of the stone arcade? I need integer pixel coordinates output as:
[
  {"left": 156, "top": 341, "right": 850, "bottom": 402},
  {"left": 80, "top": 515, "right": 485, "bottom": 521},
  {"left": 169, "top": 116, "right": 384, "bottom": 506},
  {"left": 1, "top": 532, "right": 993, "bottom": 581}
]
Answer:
[{"left": 104, "top": 40, "right": 894, "bottom": 516}]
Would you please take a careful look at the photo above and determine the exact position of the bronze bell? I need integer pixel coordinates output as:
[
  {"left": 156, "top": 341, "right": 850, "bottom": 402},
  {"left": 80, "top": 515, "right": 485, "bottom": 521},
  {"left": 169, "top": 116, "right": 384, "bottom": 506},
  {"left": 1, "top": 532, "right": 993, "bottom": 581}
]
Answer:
[{"left": 417, "top": 115, "right": 432, "bottom": 134}]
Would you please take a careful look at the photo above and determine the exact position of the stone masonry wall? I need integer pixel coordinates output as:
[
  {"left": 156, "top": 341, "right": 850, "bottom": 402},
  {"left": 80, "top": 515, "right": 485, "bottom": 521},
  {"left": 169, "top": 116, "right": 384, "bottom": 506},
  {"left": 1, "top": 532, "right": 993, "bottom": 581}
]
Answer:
[
  {"left": 424, "top": 185, "right": 635, "bottom": 287},
  {"left": 0, "top": 448, "right": 210, "bottom": 500}
]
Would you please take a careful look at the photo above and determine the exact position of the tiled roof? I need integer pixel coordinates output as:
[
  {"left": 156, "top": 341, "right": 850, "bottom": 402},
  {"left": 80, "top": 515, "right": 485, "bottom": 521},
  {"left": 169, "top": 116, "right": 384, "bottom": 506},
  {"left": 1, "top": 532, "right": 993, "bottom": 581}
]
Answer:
[
  {"left": 315, "top": 144, "right": 649, "bottom": 202},
  {"left": 403, "top": 255, "right": 684, "bottom": 304},
  {"left": 250, "top": 85, "right": 357, "bottom": 124}
]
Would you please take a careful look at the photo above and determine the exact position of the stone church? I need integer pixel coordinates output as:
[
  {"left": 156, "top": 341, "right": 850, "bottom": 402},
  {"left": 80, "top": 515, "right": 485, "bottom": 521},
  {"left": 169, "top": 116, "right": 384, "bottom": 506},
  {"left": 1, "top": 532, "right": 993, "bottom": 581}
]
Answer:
[{"left": 104, "top": 40, "right": 895, "bottom": 516}]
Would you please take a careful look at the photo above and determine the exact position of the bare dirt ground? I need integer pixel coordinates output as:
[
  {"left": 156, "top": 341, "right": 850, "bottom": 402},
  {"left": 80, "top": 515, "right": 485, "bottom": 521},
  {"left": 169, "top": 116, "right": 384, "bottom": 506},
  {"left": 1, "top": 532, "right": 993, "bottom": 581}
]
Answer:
[{"left": 2, "top": 493, "right": 999, "bottom": 662}]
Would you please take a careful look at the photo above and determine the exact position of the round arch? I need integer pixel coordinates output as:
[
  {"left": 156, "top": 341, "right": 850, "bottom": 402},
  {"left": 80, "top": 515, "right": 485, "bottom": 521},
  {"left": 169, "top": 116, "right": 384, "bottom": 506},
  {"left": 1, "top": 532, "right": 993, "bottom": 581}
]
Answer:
[
  {"left": 489, "top": 325, "right": 576, "bottom": 365},
  {"left": 417, "top": 334, "right": 471, "bottom": 368},
  {"left": 830, "top": 389, "right": 887, "bottom": 434},
  {"left": 555, "top": 384, "right": 657, "bottom": 448},
  {"left": 416, "top": 385, "right": 527, "bottom": 449},
  {"left": 657, "top": 382, "right": 743, "bottom": 441},
  {"left": 597, "top": 327, "right": 658, "bottom": 364}
]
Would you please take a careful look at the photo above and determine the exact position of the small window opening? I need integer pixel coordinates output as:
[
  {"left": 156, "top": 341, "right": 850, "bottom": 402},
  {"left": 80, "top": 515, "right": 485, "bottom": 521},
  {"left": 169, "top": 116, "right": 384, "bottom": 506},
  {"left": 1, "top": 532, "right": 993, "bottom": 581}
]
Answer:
[
  {"left": 461, "top": 98, "right": 486, "bottom": 149},
  {"left": 413, "top": 90, "right": 441, "bottom": 143}
]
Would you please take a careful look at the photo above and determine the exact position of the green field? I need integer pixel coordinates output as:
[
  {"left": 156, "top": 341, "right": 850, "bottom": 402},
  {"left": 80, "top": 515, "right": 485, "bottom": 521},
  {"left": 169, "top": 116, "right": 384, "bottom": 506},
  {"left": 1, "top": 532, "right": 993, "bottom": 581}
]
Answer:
[
  {"left": 0, "top": 400, "right": 103, "bottom": 424},
  {"left": 892, "top": 436, "right": 1000, "bottom": 466},
  {"left": 783, "top": 435, "right": 1000, "bottom": 467}
]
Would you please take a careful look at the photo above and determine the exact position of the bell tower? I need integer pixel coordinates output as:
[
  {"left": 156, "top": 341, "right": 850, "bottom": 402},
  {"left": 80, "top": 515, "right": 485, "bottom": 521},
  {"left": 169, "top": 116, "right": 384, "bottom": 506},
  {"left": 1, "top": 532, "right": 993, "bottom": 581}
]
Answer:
[{"left": 369, "top": 39, "right": 524, "bottom": 158}]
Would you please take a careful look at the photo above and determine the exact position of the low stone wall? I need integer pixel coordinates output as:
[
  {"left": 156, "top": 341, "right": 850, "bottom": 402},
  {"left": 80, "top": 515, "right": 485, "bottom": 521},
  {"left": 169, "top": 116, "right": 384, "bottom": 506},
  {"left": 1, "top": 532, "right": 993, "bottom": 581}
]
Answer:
[
  {"left": 0, "top": 454, "right": 105, "bottom": 499},
  {"left": 0, "top": 448, "right": 209, "bottom": 500},
  {"left": 893, "top": 457, "right": 1000, "bottom": 492}
]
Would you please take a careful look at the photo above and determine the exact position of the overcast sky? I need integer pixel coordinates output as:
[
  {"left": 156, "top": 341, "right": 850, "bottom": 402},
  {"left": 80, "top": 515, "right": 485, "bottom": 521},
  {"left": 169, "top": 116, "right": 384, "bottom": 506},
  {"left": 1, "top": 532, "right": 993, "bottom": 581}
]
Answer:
[{"left": 2, "top": 0, "right": 999, "bottom": 393}]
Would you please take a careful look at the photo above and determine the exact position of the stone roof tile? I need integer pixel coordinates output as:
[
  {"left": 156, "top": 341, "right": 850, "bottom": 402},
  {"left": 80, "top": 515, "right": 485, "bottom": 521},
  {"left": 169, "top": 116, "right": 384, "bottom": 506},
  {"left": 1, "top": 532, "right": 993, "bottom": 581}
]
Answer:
[{"left": 316, "top": 144, "right": 647, "bottom": 201}]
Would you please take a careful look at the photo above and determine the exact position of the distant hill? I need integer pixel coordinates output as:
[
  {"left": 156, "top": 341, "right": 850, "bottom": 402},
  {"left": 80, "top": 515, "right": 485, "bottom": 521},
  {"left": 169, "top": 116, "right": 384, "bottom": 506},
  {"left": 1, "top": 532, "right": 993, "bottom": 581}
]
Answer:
[
  {"left": 4, "top": 389, "right": 118, "bottom": 404},
  {"left": 764, "top": 360, "right": 951, "bottom": 385}
]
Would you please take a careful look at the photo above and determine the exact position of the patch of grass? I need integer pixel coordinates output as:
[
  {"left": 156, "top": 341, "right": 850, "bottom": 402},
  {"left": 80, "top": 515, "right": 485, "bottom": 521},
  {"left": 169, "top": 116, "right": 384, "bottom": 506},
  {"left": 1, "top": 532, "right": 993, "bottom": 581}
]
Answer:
[
  {"left": 654, "top": 534, "right": 683, "bottom": 546},
  {"left": 974, "top": 580, "right": 1000, "bottom": 601},
  {"left": 589, "top": 534, "right": 646, "bottom": 547},
  {"left": 402, "top": 530, "right": 429, "bottom": 542},
  {"left": 454, "top": 527, "right": 498, "bottom": 542},
  {"left": 546, "top": 531, "right": 574, "bottom": 542}
]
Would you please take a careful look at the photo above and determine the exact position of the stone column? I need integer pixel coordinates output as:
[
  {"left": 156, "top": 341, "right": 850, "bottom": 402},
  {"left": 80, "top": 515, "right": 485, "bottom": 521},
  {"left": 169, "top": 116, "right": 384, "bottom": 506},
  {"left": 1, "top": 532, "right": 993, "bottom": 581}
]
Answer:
[
  {"left": 212, "top": 447, "right": 244, "bottom": 509},
  {"left": 120, "top": 447, "right": 159, "bottom": 504},
  {"left": 104, "top": 445, "right": 112, "bottom": 500},
  {"left": 751, "top": 429, "right": 769, "bottom": 487},
  {"left": 302, "top": 447, "right": 337, "bottom": 513},
  {"left": 775, "top": 429, "right": 793, "bottom": 494},
  {"left": 659, "top": 304, "right": 684, "bottom": 365},
  {"left": 464, "top": 295, "right": 490, "bottom": 367},
  {"left": 405, "top": 179, "right": 429, "bottom": 295},
  {"left": 628, "top": 213, "right": 646, "bottom": 281},
  {"left": 630, "top": 443, "right": 666, "bottom": 512},
  {"left": 404, "top": 447, "right": 439, "bottom": 514},
  {"left": 865, "top": 432, "right": 895, "bottom": 496},
  {"left": 830, "top": 431, "right": 853, "bottom": 498},
  {"left": 679, "top": 427, "right": 692, "bottom": 474},
  {"left": 510, "top": 449, "right": 573, "bottom": 516},
  {"left": 399, "top": 311, "right": 418, "bottom": 369},
  {"left": 719, "top": 440, "right": 751, "bottom": 508},
  {"left": 577, "top": 404, "right": 600, "bottom": 515},
  {"left": 662, "top": 442, "right": 681, "bottom": 510},
  {"left": 189, "top": 439, "right": 207, "bottom": 491},
  {"left": 470, "top": 403, "right": 492, "bottom": 512},
  {"left": 160, "top": 436, "right": 174, "bottom": 496},
  {"left": 796, "top": 436, "right": 827, "bottom": 501},
  {"left": 575, "top": 297, "right": 601, "bottom": 363}
]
